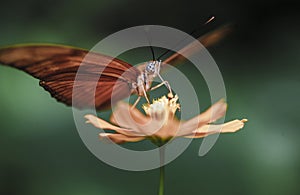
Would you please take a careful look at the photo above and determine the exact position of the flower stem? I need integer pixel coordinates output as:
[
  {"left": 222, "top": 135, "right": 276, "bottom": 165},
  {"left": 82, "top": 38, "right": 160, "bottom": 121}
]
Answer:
[{"left": 159, "top": 147, "right": 165, "bottom": 195}]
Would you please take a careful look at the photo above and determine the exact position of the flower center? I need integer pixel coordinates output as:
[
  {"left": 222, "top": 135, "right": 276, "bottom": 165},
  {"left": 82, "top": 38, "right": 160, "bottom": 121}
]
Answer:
[
  {"left": 149, "top": 101, "right": 167, "bottom": 120},
  {"left": 143, "top": 95, "right": 180, "bottom": 122}
]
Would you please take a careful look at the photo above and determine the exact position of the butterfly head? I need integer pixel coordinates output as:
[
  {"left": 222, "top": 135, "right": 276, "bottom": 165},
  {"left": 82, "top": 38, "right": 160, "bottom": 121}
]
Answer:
[{"left": 145, "top": 60, "right": 161, "bottom": 75}]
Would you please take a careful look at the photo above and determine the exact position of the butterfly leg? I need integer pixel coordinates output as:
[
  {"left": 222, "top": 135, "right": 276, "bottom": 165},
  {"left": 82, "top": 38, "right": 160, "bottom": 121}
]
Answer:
[
  {"left": 131, "top": 85, "right": 150, "bottom": 109},
  {"left": 151, "top": 74, "right": 173, "bottom": 98},
  {"left": 154, "top": 60, "right": 173, "bottom": 98},
  {"left": 142, "top": 84, "right": 150, "bottom": 103},
  {"left": 132, "top": 96, "right": 142, "bottom": 108}
]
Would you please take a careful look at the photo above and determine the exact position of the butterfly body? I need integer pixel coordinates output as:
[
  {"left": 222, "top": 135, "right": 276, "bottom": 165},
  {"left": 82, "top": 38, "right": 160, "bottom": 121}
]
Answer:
[{"left": 133, "top": 60, "right": 164, "bottom": 95}]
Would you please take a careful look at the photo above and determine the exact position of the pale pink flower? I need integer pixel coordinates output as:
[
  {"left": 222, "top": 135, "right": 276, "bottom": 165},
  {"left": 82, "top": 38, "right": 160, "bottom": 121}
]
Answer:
[{"left": 85, "top": 95, "right": 247, "bottom": 144}]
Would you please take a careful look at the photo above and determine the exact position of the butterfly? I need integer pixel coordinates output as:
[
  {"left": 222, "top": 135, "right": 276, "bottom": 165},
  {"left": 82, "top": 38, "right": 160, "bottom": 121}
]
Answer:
[{"left": 0, "top": 25, "right": 231, "bottom": 111}]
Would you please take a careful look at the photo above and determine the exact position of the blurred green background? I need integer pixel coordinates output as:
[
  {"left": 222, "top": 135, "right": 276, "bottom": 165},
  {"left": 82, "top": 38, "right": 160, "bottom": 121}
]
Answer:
[{"left": 0, "top": 0, "right": 299, "bottom": 194}]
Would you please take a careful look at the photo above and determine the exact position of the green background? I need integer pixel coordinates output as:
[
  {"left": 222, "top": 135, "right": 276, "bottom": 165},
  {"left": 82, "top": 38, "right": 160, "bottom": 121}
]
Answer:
[{"left": 0, "top": 0, "right": 299, "bottom": 194}]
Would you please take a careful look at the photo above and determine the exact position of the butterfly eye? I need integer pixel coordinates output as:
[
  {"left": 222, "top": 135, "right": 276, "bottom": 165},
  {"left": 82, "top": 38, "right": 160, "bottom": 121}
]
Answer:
[{"left": 146, "top": 62, "right": 155, "bottom": 73}]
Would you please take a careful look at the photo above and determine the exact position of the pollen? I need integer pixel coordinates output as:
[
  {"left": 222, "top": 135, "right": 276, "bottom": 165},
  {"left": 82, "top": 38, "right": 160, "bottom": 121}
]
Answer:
[{"left": 143, "top": 95, "right": 180, "bottom": 121}]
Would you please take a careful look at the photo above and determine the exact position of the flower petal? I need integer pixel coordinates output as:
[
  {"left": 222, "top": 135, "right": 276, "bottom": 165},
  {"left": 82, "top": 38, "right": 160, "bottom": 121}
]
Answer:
[
  {"left": 111, "top": 102, "right": 147, "bottom": 126},
  {"left": 99, "top": 133, "right": 145, "bottom": 144},
  {"left": 178, "top": 99, "right": 227, "bottom": 136},
  {"left": 185, "top": 119, "right": 247, "bottom": 138},
  {"left": 85, "top": 114, "right": 142, "bottom": 136},
  {"left": 111, "top": 102, "right": 159, "bottom": 135},
  {"left": 198, "top": 99, "right": 228, "bottom": 123}
]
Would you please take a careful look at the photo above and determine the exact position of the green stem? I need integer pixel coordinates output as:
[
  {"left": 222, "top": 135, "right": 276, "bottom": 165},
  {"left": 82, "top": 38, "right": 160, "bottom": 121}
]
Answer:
[{"left": 158, "top": 147, "right": 165, "bottom": 195}]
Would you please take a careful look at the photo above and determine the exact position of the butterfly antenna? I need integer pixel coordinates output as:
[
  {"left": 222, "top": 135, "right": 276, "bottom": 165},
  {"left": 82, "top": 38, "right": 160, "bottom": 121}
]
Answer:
[
  {"left": 144, "top": 29, "right": 156, "bottom": 61},
  {"left": 157, "top": 15, "right": 215, "bottom": 60},
  {"left": 150, "top": 46, "right": 155, "bottom": 61}
]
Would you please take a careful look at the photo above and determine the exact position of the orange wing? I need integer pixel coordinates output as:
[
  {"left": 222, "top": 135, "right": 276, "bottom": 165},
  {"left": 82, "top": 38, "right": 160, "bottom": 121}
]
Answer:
[
  {"left": 163, "top": 25, "right": 232, "bottom": 65},
  {"left": 0, "top": 44, "right": 140, "bottom": 110}
]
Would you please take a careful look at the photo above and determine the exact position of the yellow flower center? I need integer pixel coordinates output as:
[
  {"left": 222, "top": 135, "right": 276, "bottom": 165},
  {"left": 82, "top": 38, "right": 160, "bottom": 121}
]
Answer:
[{"left": 143, "top": 95, "right": 180, "bottom": 122}]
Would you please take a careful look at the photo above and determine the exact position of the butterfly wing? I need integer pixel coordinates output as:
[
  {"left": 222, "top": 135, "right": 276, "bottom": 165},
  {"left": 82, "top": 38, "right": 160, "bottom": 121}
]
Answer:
[
  {"left": 163, "top": 24, "right": 232, "bottom": 65},
  {"left": 0, "top": 44, "right": 140, "bottom": 110}
]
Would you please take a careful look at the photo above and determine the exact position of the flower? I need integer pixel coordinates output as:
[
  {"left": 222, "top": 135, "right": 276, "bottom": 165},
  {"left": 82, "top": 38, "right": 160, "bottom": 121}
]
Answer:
[{"left": 84, "top": 95, "right": 247, "bottom": 144}]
